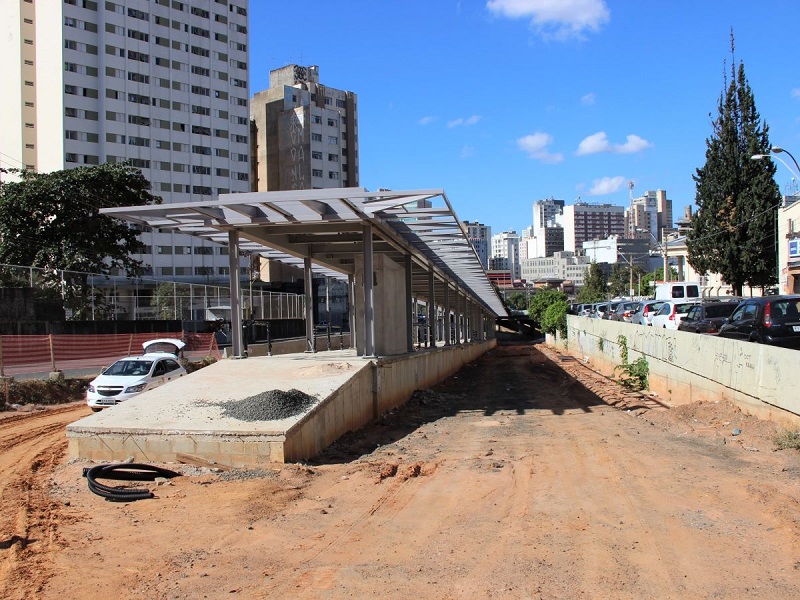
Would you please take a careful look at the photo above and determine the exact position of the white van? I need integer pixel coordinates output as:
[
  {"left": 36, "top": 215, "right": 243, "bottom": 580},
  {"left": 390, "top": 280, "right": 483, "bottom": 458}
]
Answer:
[{"left": 654, "top": 281, "right": 702, "bottom": 301}]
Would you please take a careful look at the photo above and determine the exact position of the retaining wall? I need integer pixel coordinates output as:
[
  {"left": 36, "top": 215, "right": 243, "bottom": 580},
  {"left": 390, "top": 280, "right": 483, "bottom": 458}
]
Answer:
[{"left": 548, "top": 316, "right": 800, "bottom": 425}]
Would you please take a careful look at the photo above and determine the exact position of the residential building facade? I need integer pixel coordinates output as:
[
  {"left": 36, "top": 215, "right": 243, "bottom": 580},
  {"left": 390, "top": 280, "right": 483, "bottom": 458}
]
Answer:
[
  {"left": 0, "top": 0, "right": 253, "bottom": 284},
  {"left": 250, "top": 64, "right": 358, "bottom": 191},
  {"left": 463, "top": 220, "right": 491, "bottom": 269},
  {"left": 519, "top": 251, "right": 592, "bottom": 288},
  {"left": 491, "top": 230, "right": 520, "bottom": 281},
  {"left": 561, "top": 203, "right": 625, "bottom": 253}
]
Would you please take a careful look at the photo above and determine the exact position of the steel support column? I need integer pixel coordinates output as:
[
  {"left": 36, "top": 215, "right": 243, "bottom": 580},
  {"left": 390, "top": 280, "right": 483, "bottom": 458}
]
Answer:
[
  {"left": 405, "top": 255, "right": 414, "bottom": 353},
  {"left": 427, "top": 268, "right": 435, "bottom": 348},
  {"left": 304, "top": 257, "right": 315, "bottom": 353},
  {"left": 227, "top": 230, "right": 244, "bottom": 358},
  {"left": 348, "top": 273, "right": 356, "bottom": 350},
  {"left": 443, "top": 282, "right": 451, "bottom": 346},
  {"left": 363, "top": 225, "right": 376, "bottom": 357}
]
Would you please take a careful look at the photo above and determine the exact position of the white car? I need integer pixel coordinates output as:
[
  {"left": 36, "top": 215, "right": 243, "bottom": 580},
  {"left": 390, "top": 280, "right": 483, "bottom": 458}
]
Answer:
[
  {"left": 649, "top": 300, "right": 701, "bottom": 330},
  {"left": 87, "top": 339, "right": 187, "bottom": 411},
  {"left": 631, "top": 300, "right": 666, "bottom": 326}
]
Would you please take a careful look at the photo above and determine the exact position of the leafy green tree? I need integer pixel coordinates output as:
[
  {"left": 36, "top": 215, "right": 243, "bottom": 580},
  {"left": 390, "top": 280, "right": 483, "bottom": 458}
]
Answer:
[
  {"left": 0, "top": 163, "right": 160, "bottom": 317},
  {"left": 687, "top": 38, "right": 781, "bottom": 296},
  {"left": 541, "top": 299, "right": 568, "bottom": 338},
  {"left": 151, "top": 282, "right": 191, "bottom": 320},
  {"left": 528, "top": 288, "right": 567, "bottom": 325},
  {"left": 506, "top": 291, "right": 528, "bottom": 310},
  {"left": 608, "top": 263, "right": 630, "bottom": 297},
  {"left": 576, "top": 263, "right": 607, "bottom": 303}
]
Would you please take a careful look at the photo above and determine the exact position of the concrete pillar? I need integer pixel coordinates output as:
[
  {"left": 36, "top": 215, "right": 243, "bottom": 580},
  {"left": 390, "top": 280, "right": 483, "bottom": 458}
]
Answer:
[
  {"left": 443, "top": 282, "right": 451, "bottom": 346},
  {"left": 348, "top": 274, "right": 356, "bottom": 349},
  {"left": 304, "top": 257, "right": 315, "bottom": 353},
  {"left": 228, "top": 230, "right": 243, "bottom": 358},
  {"left": 405, "top": 255, "right": 414, "bottom": 353},
  {"left": 427, "top": 269, "right": 435, "bottom": 347},
  {"left": 363, "top": 225, "right": 376, "bottom": 358}
]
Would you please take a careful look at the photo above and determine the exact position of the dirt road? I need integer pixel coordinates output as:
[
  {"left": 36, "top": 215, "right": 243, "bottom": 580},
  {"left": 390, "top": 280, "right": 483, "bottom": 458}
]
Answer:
[{"left": 1, "top": 339, "right": 799, "bottom": 599}]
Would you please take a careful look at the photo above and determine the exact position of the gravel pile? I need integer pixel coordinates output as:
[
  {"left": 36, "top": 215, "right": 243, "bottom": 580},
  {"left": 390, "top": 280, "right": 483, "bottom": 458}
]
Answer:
[{"left": 214, "top": 389, "right": 318, "bottom": 422}]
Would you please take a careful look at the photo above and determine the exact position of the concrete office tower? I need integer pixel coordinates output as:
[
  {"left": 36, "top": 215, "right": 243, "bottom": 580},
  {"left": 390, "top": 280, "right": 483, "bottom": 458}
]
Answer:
[
  {"left": 562, "top": 203, "right": 625, "bottom": 253},
  {"left": 250, "top": 64, "right": 358, "bottom": 191},
  {"left": 0, "top": 0, "right": 252, "bottom": 282},
  {"left": 491, "top": 230, "right": 520, "bottom": 280},
  {"left": 626, "top": 189, "right": 673, "bottom": 243},
  {"left": 463, "top": 221, "right": 491, "bottom": 269},
  {"left": 532, "top": 197, "right": 565, "bottom": 236}
]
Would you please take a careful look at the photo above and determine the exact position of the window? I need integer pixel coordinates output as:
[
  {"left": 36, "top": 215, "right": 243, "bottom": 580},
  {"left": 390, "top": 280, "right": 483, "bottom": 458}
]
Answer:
[
  {"left": 195, "top": 267, "right": 213, "bottom": 276},
  {"left": 193, "top": 246, "right": 213, "bottom": 255},
  {"left": 336, "top": 99, "right": 347, "bottom": 108},
  {"left": 328, "top": 171, "right": 339, "bottom": 180},
  {"left": 232, "top": 134, "right": 247, "bottom": 143},
  {"left": 214, "top": 148, "right": 229, "bottom": 157},
  {"left": 191, "top": 85, "right": 210, "bottom": 96},
  {"left": 235, "top": 172, "right": 248, "bottom": 181},
  {"left": 324, "top": 97, "right": 332, "bottom": 105},
  {"left": 127, "top": 50, "right": 149, "bottom": 63},
  {"left": 192, "top": 145, "right": 211, "bottom": 155},
  {"left": 192, "top": 165, "right": 211, "bottom": 175},
  {"left": 312, "top": 115, "right": 321, "bottom": 124},
  {"left": 128, "top": 136, "right": 149, "bottom": 147},
  {"left": 327, "top": 118, "right": 337, "bottom": 127},
  {"left": 191, "top": 6, "right": 210, "bottom": 17},
  {"left": 328, "top": 136, "right": 339, "bottom": 145},
  {"left": 311, "top": 133, "right": 322, "bottom": 142},
  {"left": 128, "top": 72, "right": 149, "bottom": 83},
  {"left": 231, "top": 78, "right": 246, "bottom": 88},
  {"left": 192, "top": 186, "right": 212, "bottom": 196},
  {"left": 215, "top": 168, "right": 229, "bottom": 177},
  {"left": 157, "top": 245, "right": 173, "bottom": 255},
  {"left": 192, "top": 105, "right": 210, "bottom": 116},
  {"left": 214, "top": 129, "right": 229, "bottom": 138},
  {"left": 312, "top": 169, "right": 323, "bottom": 177},
  {"left": 128, "top": 29, "right": 149, "bottom": 42},
  {"left": 191, "top": 26, "right": 210, "bottom": 38},
  {"left": 65, "top": 39, "right": 78, "bottom": 50},
  {"left": 191, "top": 65, "right": 210, "bottom": 77},
  {"left": 327, "top": 153, "right": 339, "bottom": 162},
  {"left": 312, "top": 151, "right": 322, "bottom": 160},
  {"left": 127, "top": 7, "right": 149, "bottom": 20},
  {"left": 192, "top": 125, "right": 211, "bottom": 136}
]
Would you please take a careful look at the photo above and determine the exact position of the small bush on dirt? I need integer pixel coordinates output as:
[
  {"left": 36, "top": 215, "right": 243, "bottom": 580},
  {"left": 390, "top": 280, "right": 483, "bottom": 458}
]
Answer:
[
  {"left": 0, "top": 378, "right": 91, "bottom": 408},
  {"left": 774, "top": 429, "right": 800, "bottom": 451},
  {"left": 182, "top": 356, "right": 217, "bottom": 374},
  {"left": 614, "top": 335, "right": 649, "bottom": 391}
]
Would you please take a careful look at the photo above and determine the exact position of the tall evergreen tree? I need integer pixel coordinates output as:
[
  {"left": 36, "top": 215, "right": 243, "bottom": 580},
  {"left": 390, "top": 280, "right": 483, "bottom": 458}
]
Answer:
[
  {"left": 687, "top": 35, "right": 781, "bottom": 296},
  {"left": 576, "top": 262, "right": 607, "bottom": 303}
]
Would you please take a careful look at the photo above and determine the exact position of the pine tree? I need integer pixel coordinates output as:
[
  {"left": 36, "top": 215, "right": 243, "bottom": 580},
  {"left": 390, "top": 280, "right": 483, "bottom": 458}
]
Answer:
[{"left": 687, "top": 34, "right": 781, "bottom": 296}]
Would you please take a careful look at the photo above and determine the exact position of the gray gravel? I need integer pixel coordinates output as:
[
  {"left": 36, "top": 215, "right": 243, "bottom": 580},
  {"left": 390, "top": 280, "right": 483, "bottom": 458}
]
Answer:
[{"left": 213, "top": 389, "right": 319, "bottom": 422}]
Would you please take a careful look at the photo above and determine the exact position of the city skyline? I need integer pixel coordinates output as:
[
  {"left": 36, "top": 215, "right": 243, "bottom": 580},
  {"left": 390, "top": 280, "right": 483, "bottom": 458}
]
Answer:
[{"left": 249, "top": 1, "right": 800, "bottom": 236}]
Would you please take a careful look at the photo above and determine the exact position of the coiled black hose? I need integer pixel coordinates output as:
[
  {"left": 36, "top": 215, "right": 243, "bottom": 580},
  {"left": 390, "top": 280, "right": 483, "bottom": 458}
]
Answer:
[{"left": 83, "top": 463, "right": 181, "bottom": 502}]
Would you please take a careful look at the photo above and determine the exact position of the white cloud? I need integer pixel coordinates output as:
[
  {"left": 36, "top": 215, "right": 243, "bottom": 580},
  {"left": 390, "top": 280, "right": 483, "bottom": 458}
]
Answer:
[
  {"left": 516, "top": 132, "right": 564, "bottom": 163},
  {"left": 487, "top": 0, "right": 610, "bottom": 40},
  {"left": 418, "top": 116, "right": 437, "bottom": 125},
  {"left": 576, "top": 131, "right": 652, "bottom": 155},
  {"left": 448, "top": 115, "right": 482, "bottom": 128},
  {"left": 589, "top": 176, "right": 626, "bottom": 195},
  {"left": 576, "top": 131, "right": 610, "bottom": 155},
  {"left": 581, "top": 92, "right": 596, "bottom": 105}
]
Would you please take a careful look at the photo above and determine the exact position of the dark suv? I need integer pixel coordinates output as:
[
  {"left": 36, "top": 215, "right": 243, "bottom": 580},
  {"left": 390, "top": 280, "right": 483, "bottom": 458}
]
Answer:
[
  {"left": 717, "top": 295, "right": 800, "bottom": 347},
  {"left": 677, "top": 301, "right": 739, "bottom": 335}
]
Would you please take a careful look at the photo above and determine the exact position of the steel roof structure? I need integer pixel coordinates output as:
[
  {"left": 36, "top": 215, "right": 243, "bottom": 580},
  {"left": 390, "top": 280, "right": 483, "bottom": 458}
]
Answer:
[{"left": 100, "top": 187, "right": 507, "bottom": 318}]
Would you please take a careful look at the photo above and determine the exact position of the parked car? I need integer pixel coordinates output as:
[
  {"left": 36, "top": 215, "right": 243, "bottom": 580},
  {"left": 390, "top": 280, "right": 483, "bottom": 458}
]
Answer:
[
  {"left": 717, "top": 295, "right": 800, "bottom": 348},
  {"left": 610, "top": 301, "right": 642, "bottom": 323},
  {"left": 677, "top": 301, "right": 739, "bottom": 335},
  {"left": 631, "top": 300, "right": 665, "bottom": 326},
  {"left": 650, "top": 300, "right": 702, "bottom": 330},
  {"left": 87, "top": 338, "right": 188, "bottom": 411},
  {"left": 601, "top": 300, "right": 626, "bottom": 320}
]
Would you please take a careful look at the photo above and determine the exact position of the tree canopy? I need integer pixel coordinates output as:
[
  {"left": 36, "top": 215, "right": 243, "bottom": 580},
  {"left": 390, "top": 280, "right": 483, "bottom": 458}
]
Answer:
[
  {"left": 576, "top": 263, "right": 607, "bottom": 303},
  {"left": 687, "top": 39, "right": 781, "bottom": 296},
  {"left": 0, "top": 163, "right": 160, "bottom": 316}
]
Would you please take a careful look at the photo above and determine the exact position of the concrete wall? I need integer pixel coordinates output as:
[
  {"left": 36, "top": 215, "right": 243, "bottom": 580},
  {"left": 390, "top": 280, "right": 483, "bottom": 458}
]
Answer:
[
  {"left": 245, "top": 333, "right": 351, "bottom": 357},
  {"left": 354, "top": 253, "right": 408, "bottom": 356},
  {"left": 283, "top": 339, "right": 496, "bottom": 461},
  {"left": 550, "top": 316, "right": 800, "bottom": 424}
]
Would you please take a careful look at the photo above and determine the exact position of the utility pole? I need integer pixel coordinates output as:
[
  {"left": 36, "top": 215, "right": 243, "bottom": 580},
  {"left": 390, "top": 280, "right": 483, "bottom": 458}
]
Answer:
[
  {"left": 629, "top": 254, "right": 634, "bottom": 297},
  {"left": 661, "top": 227, "right": 669, "bottom": 282}
]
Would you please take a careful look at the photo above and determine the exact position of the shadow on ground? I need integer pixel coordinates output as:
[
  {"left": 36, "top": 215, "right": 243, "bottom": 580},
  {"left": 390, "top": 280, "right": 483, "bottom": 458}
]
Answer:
[{"left": 312, "top": 331, "right": 610, "bottom": 465}]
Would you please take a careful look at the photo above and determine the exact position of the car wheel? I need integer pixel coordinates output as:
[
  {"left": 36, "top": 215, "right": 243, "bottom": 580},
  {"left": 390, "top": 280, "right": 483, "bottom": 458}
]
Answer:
[
  {"left": 749, "top": 333, "right": 761, "bottom": 344},
  {"left": 90, "top": 407, "right": 102, "bottom": 412}
]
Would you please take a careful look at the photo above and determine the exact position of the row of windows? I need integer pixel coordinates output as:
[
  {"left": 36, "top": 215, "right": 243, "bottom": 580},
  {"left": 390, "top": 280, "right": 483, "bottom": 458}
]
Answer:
[
  {"left": 98, "top": 54, "right": 240, "bottom": 82},
  {"left": 103, "top": 154, "right": 248, "bottom": 178},
  {"left": 310, "top": 134, "right": 341, "bottom": 145},
  {"left": 155, "top": 267, "right": 246, "bottom": 277},
  {"left": 105, "top": 0, "right": 247, "bottom": 33},
  {"left": 157, "top": 245, "right": 227, "bottom": 255},
  {"left": 311, "top": 116, "right": 342, "bottom": 127},
  {"left": 154, "top": 182, "right": 233, "bottom": 195},
  {"left": 103, "top": 43, "right": 241, "bottom": 68},
  {"left": 105, "top": 111, "right": 249, "bottom": 136},
  {"left": 64, "top": 16, "right": 97, "bottom": 32},
  {"left": 311, "top": 170, "right": 342, "bottom": 180},
  {"left": 102, "top": 92, "right": 247, "bottom": 116},
  {"left": 64, "top": 0, "right": 98, "bottom": 9},
  {"left": 310, "top": 151, "right": 341, "bottom": 162}
]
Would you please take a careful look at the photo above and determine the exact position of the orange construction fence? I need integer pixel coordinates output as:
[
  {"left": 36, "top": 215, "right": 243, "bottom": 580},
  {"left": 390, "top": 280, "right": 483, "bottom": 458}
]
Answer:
[{"left": 0, "top": 332, "right": 221, "bottom": 377}]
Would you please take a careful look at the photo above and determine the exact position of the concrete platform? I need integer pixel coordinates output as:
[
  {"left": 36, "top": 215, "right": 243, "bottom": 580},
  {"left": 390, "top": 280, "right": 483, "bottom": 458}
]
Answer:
[{"left": 67, "top": 340, "right": 495, "bottom": 465}]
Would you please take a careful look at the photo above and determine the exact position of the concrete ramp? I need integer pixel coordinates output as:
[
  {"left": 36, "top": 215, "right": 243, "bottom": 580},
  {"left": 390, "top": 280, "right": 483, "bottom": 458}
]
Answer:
[{"left": 67, "top": 340, "right": 495, "bottom": 465}]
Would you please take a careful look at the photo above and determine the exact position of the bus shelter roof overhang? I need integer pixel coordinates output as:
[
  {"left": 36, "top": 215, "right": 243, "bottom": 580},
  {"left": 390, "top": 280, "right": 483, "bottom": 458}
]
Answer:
[{"left": 100, "top": 187, "right": 507, "bottom": 318}]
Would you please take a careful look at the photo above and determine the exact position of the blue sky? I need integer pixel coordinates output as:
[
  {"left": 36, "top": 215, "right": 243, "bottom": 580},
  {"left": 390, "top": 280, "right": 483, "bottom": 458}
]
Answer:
[{"left": 249, "top": 1, "right": 800, "bottom": 235}]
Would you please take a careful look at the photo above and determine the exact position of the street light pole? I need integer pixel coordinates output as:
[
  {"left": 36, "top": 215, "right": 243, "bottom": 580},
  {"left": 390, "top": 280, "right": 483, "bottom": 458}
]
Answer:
[{"left": 636, "top": 227, "right": 669, "bottom": 283}]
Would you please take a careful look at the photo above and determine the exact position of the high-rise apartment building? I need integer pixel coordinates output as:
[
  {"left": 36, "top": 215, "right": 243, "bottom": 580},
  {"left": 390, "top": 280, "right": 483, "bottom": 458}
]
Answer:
[
  {"left": 625, "top": 189, "right": 673, "bottom": 245},
  {"left": 561, "top": 203, "right": 625, "bottom": 253},
  {"left": 532, "top": 197, "right": 565, "bottom": 236},
  {"left": 463, "top": 221, "right": 491, "bottom": 269},
  {"left": 0, "top": 0, "right": 252, "bottom": 281},
  {"left": 250, "top": 64, "right": 358, "bottom": 191},
  {"left": 491, "top": 230, "right": 520, "bottom": 280}
]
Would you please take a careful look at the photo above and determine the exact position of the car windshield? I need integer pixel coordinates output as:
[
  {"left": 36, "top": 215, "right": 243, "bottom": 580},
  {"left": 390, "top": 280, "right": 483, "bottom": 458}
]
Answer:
[
  {"left": 103, "top": 360, "right": 153, "bottom": 377},
  {"left": 705, "top": 304, "right": 737, "bottom": 319},
  {"left": 675, "top": 303, "right": 697, "bottom": 314}
]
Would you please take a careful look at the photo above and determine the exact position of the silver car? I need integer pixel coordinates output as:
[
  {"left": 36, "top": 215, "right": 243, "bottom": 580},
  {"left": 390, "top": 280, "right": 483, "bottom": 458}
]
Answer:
[{"left": 631, "top": 300, "right": 666, "bottom": 326}]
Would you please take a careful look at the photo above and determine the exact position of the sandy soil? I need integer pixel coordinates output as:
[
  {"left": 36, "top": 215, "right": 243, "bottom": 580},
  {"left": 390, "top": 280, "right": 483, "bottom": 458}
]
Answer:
[{"left": 1, "top": 336, "right": 799, "bottom": 599}]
